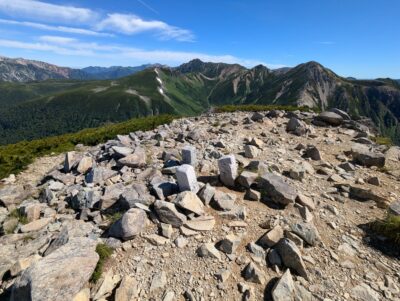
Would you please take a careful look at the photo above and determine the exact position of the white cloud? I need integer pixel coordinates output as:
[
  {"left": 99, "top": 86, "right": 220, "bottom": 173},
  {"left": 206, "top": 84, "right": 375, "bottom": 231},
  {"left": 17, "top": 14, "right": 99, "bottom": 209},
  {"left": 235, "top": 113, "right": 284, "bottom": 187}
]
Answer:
[
  {"left": 0, "top": 0, "right": 96, "bottom": 23},
  {"left": 96, "top": 13, "right": 195, "bottom": 42},
  {"left": 0, "top": 36, "right": 283, "bottom": 69},
  {"left": 0, "top": 19, "right": 113, "bottom": 37}
]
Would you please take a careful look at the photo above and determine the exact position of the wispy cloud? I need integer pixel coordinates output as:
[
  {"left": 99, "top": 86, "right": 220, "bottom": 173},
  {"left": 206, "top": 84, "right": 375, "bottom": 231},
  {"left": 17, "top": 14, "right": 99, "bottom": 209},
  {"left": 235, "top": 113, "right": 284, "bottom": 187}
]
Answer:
[
  {"left": 137, "top": 0, "right": 159, "bottom": 15},
  {"left": 0, "top": 0, "right": 194, "bottom": 42},
  {"left": 0, "top": 19, "right": 112, "bottom": 37},
  {"left": 0, "top": 0, "right": 96, "bottom": 23},
  {"left": 96, "top": 13, "right": 194, "bottom": 42},
  {"left": 0, "top": 36, "right": 277, "bottom": 68}
]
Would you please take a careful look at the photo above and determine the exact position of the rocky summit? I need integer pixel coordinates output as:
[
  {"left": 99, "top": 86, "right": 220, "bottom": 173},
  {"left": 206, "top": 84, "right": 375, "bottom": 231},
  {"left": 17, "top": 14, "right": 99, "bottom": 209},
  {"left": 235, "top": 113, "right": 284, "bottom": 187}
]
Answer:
[{"left": 0, "top": 109, "right": 399, "bottom": 301}]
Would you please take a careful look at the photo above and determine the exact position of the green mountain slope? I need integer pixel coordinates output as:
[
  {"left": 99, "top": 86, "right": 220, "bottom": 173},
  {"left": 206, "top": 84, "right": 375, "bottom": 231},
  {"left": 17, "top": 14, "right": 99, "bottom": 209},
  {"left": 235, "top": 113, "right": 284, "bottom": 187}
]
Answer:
[{"left": 1, "top": 59, "right": 400, "bottom": 145}]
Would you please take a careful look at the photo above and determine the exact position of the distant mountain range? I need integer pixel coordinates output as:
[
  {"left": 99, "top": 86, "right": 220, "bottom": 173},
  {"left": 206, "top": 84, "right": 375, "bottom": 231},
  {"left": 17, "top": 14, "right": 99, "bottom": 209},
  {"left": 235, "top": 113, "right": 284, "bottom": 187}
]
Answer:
[
  {"left": 0, "top": 56, "right": 400, "bottom": 145},
  {"left": 0, "top": 56, "right": 159, "bottom": 82}
]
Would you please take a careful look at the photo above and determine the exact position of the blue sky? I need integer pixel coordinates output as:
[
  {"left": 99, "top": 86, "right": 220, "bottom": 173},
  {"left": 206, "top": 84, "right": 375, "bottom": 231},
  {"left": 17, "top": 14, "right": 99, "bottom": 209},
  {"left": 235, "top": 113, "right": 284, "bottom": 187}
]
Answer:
[{"left": 0, "top": 0, "right": 398, "bottom": 78}]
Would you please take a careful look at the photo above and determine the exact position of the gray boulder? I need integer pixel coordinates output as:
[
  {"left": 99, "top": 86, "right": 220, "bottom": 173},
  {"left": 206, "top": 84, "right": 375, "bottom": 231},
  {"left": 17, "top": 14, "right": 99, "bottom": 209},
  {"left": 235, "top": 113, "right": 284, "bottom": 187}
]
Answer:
[
  {"left": 351, "top": 144, "right": 385, "bottom": 167},
  {"left": 11, "top": 237, "right": 98, "bottom": 301},
  {"left": 154, "top": 200, "right": 187, "bottom": 227},
  {"left": 108, "top": 208, "right": 147, "bottom": 240},
  {"left": 258, "top": 173, "right": 297, "bottom": 206},
  {"left": 218, "top": 155, "right": 238, "bottom": 187},
  {"left": 182, "top": 145, "right": 197, "bottom": 167},
  {"left": 314, "top": 111, "right": 343, "bottom": 126},
  {"left": 176, "top": 164, "right": 199, "bottom": 193},
  {"left": 276, "top": 238, "right": 308, "bottom": 279}
]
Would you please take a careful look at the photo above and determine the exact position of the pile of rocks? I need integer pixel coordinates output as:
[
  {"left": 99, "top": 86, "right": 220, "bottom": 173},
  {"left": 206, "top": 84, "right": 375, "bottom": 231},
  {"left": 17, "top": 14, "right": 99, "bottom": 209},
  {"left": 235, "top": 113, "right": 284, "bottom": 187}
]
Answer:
[{"left": 0, "top": 109, "right": 399, "bottom": 300}]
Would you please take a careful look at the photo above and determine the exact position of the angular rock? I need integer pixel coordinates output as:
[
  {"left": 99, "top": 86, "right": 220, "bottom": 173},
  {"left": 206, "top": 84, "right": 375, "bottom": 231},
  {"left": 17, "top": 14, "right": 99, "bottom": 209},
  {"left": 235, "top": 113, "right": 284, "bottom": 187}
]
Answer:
[
  {"left": 198, "top": 183, "right": 215, "bottom": 206},
  {"left": 115, "top": 275, "right": 139, "bottom": 301},
  {"left": 218, "top": 154, "right": 238, "bottom": 187},
  {"left": 44, "top": 226, "right": 69, "bottom": 256},
  {"left": 150, "top": 271, "right": 167, "bottom": 292},
  {"left": 212, "top": 190, "right": 236, "bottom": 211},
  {"left": 389, "top": 200, "right": 400, "bottom": 216},
  {"left": 351, "top": 144, "right": 385, "bottom": 167},
  {"left": 10, "top": 254, "right": 41, "bottom": 277},
  {"left": 77, "top": 156, "right": 93, "bottom": 174},
  {"left": 11, "top": 237, "right": 99, "bottom": 301},
  {"left": 290, "top": 222, "right": 320, "bottom": 246},
  {"left": 175, "top": 191, "right": 204, "bottom": 216},
  {"left": 154, "top": 200, "right": 187, "bottom": 227},
  {"left": 118, "top": 147, "right": 146, "bottom": 168},
  {"left": 271, "top": 269, "right": 295, "bottom": 301},
  {"left": 112, "top": 146, "right": 133, "bottom": 157},
  {"left": 197, "top": 243, "right": 221, "bottom": 260},
  {"left": 64, "top": 151, "right": 75, "bottom": 172},
  {"left": 351, "top": 283, "right": 380, "bottom": 301},
  {"left": 237, "top": 171, "right": 258, "bottom": 189},
  {"left": 276, "top": 238, "right": 308, "bottom": 279},
  {"left": 144, "top": 234, "right": 169, "bottom": 246},
  {"left": 160, "top": 223, "right": 173, "bottom": 238},
  {"left": 258, "top": 173, "right": 297, "bottom": 205},
  {"left": 258, "top": 225, "right": 284, "bottom": 248},
  {"left": 176, "top": 164, "right": 199, "bottom": 193},
  {"left": 20, "top": 218, "right": 52, "bottom": 233},
  {"left": 251, "top": 112, "right": 264, "bottom": 122},
  {"left": 108, "top": 208, "right": 147, "bottom": 240},
  {"left": 92, "top": 271, "right": 121, "bottom": 300},
  {"left": 242, "top": 262, "right": 265, "bottom": 284},
  {"left": 182, "top": 145, "right": 197, "bottom": 167},
  {"left": 296, "top": 194, "right": 315, "bottom": 211},
  {"left": 244, "top": 189, "right": 261, "bottom": 201},
  {"left": 286, "top": 117, "right": 307, "bottom": 136},
  {"left": 244, "top": 145, "right": 260, "bottom": 159},
  {"left": 217, "top": 234, "right": 241, "bottom": 254},
  {"left": 304, "top": 146, "right": 322, "bottom": 161}
]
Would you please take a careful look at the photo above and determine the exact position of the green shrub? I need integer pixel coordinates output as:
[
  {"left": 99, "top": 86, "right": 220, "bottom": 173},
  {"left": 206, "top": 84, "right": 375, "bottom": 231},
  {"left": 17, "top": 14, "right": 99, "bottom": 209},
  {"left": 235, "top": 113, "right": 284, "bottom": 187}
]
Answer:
[
  {"left": 91, "top": 243, "right": 114, "bottom": 283},
  {"left": 9, "top": 208, "right": 29, "bottom": 225},
  {"left": 371, "top": 136, "right": 393, "bottom": 146},
  {"left": 214, "top": 104, "right": 317, "bottom": 113},
  {"left": 0, "top": 115, "right": 176, "bottom": 179},
  {"left": 370, "top": 214, "right": 400, "bottom": 245}
]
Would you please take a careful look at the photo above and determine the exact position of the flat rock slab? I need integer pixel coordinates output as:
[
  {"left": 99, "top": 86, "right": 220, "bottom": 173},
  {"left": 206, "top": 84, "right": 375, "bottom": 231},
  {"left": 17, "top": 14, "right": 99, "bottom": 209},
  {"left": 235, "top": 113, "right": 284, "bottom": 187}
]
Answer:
[
  {"left": 185, "top": 216, "right": 215, "bottom": 231},
  {"left": 258, "top": 173, "right": 297, "bottom": 205},
  {"left": 11, "top": 237, "right": 99, "bottom": 301},
  {"left": 20, "top": 218, "right": 52, "bottom": 233}
]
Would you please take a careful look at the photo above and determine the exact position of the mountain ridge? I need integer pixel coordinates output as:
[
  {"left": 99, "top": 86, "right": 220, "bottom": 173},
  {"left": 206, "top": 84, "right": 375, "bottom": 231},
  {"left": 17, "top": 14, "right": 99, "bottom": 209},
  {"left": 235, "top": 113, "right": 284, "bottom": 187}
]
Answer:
[{"left": 0, "top": 57, "right": 400, "bottom": 145}]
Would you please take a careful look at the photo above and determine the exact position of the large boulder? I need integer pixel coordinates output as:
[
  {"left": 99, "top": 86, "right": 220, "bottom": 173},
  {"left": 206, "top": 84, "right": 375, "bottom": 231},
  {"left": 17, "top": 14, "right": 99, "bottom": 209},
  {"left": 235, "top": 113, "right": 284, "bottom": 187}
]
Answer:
[
  {"left": 314, "top": 111, "right": 343, "bottom": 126},
  {"left": 351, "top": 144, "right": 385, "bottom": 168},
  {"left": 276, "top": 238, "right": 308, "bottom": 279},
  {"left": 258, "top": 173, "right": 297, "bottom": 206},
  {"left": 11, "top": 237, "right": 99, "bottom": 301},
  {"left": 176, "top": 164, "right": 199, "bottom": 193},
  {"left": 218, "top": 155, "right": 238, "bottom": 187},
  {"left": 108, "top": 208, "right": 147, "bottom": 240}
]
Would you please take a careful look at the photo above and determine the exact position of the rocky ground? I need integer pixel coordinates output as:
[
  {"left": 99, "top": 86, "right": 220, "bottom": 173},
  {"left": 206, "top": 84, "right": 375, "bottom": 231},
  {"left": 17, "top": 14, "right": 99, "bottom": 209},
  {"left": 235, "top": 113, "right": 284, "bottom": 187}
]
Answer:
[{"left": 0, "top": 109, "right": 399, "bottom": 301}]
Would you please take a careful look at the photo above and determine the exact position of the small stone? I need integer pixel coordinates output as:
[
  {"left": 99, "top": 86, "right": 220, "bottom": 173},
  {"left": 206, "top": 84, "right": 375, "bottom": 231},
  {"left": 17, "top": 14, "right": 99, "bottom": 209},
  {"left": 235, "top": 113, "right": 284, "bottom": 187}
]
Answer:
[
  {"left": 244, "top": 145, "right": 260, "bottom": 158},
  {"left": 296, "top": 194, "right": 315, "bottom": 211},
  {"left": 244, "top": 189, "right": 260, "bottom": 201},
  {"left": 217, "top": 234, "right": 241, "bottom": 254},
  {"left": 144, "top": 234, "right": 169, "bottom": 246},
  {"left": 212, "top": 190, "right": 236, "bottom": 211},
  {"left": 197, "top": 243, "right": 221, "bottom": 260},
  {"left": 258, "top": 225, "right": 284, "bottom": 248},
  {"left": 160, "top": 223, "right": 173, "bottom": 238},
  {"left": 237, "top": 171, "right": 258, "bottom": 189},
  {"left": 216, "top": 269, "right": 231, "bottom": 283},
  {"left": 185, "top": 215, "right": 215, "bottom": 231},
  {"left": 367, "top": 176, "right": 380, "bottom": 186},
  {"left": 20, "top": 217, "right": 52, "bottom": 233},
  {"left": 290, "top": 222, "right": 320, "bottom": 246},
  {"left": 242, "top": 262, "right": 266, "bottom": 284},
  {"left": 174, "top": 236, "right": 188, "bottom": 248},
  {"left": 258, "top": 173, "right": 297, "bottom": 206},
  {"left": 198, "top": 183, "right": 215, "bottom": 206},
  {"left": 150, "top": 271, "right": 167, "bottom": 292},
  {"left": 276, "top": 238, "right": 308, "bottom": 279},
  {"left": 114, "top": 275, "right": 139, "bottom": 301}
]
